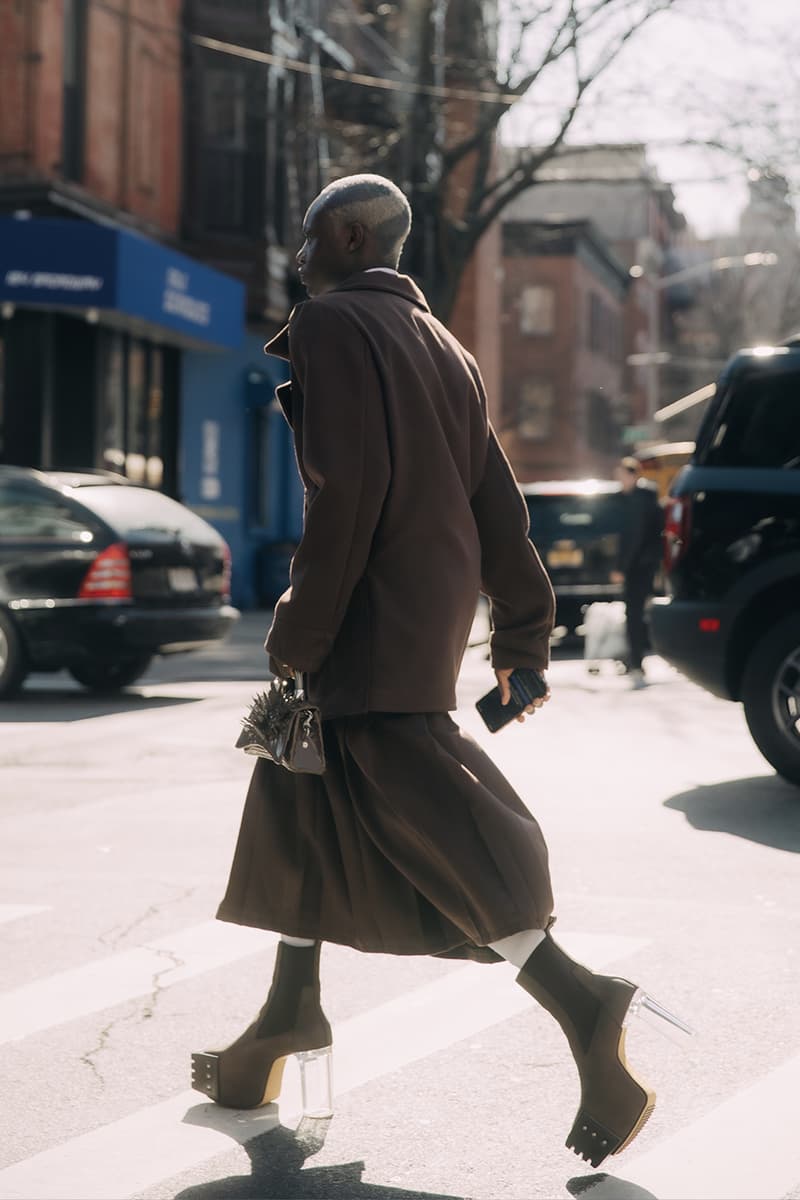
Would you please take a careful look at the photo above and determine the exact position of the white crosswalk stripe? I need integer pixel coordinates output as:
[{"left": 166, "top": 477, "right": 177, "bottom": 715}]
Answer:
[
  {"left": 583, "top": 1050, "right": 800, "bottom": 1200},
  {"left": 0, "top": 932, "right": 646, "bottom": 1200},
  {"left": 0, "top": 905, "right": 50, "bottom": 927},
  {"left": 0, "top": 921, "right": 276, "bottom": 1045}
]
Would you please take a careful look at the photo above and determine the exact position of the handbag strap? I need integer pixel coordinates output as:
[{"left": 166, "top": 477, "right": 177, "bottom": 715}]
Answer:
[{"left": 294, "top": 670, "right": 306, "bottom": 699}]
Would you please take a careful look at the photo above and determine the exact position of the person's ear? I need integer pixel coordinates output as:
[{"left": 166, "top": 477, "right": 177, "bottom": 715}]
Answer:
[{"left": 346, "top": 221, "right": 365, "bottom": 253}]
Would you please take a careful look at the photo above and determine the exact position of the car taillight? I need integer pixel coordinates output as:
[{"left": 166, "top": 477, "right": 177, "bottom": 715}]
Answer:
[
  {"left": 78, "top": 542, "right": 132, "bottom": 600},
  {"left": 663, "top": 496, "right": 692, "bottom": 572},
  {"left": 221, "top": 542, "right": 232, "bottom": 602}
]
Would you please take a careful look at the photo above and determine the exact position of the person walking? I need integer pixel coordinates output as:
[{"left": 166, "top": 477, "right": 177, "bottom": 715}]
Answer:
[
  {"left": 192, "top": 175, "right": 684, "bottom": 1169},
  {"left": 611, "top": 457, "right": 664, "bottom": 689}
]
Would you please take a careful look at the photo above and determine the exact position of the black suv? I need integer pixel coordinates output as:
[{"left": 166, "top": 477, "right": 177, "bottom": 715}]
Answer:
[
  {"left": 651, "top": 345, "right": 800, "bottom": 785},
  {"left": 521, "top": 481, "right": 626, "bottom": 636}
]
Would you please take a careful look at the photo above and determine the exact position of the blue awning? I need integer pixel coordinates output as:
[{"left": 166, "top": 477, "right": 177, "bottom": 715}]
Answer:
[{"left": 0, "top": 217, "right": 244, "bottom": 350}]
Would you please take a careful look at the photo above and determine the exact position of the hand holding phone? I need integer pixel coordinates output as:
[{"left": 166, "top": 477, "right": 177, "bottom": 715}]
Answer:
[{"left": 475, "top": 667, "right": 549, "bottom": 732}]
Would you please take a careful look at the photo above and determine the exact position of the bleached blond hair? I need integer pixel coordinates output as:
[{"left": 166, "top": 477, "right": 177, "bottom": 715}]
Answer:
[{"left": 312, "top": 174, "right": 412, "bottom": 261}]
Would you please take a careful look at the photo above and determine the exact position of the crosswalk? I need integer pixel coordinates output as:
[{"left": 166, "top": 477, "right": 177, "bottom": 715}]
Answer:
[
  {"left": 2, "top": 905, "right": 799, "bottom": 1200},
  {"left": 1, "top": 920, "right": 274, "bottom": 1045},
  {"left": 0, "top": 906, "right": 51, "bottom": 927}
]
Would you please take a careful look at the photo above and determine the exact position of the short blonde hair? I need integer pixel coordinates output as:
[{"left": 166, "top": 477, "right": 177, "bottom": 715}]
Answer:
[{"left": 314, "top": 174, "right": 412, "bottom": 259}]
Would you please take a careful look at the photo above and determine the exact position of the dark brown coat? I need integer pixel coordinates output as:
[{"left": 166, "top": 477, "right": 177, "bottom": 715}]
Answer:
[{"left": 264, "top": 271, "right": 554, "bottom": 719}]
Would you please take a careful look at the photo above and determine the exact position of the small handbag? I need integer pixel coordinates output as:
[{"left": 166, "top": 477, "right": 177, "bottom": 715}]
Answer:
[{"left": 236, "top": 672, "right": 326, "bottom": 774}]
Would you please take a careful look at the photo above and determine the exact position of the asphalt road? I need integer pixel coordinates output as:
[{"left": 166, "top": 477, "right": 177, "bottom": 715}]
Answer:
[{"left": 1, "top": 614, "right": 799, "bottom": 1200}]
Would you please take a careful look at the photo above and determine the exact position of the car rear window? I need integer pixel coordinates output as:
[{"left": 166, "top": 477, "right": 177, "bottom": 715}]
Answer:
[
  {"left": 70, "top": 486, "right": 219, "bottom": 543},
  {"left": 525, "top": 492, "right": 625, "bottom": 542},
  {"left": 701, "top": 371, "right": 800, "bottom": 468}
]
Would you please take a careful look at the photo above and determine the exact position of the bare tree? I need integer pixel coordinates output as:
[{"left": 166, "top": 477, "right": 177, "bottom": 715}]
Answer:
[{"left": 345, "top": 0, "right": 683, "bottom": 318}]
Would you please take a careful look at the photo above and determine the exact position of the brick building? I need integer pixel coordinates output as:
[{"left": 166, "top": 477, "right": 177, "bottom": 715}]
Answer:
[
  {"left": 0, "top": 0, "right": 244, "bottom": 504},
  {"left": 0, "top": 0, "right": 506, "bottom": 605},
  {"left": 503, "top": 144, "right": 686, "bottom": 436},
  {"left": 500, "top": 220, "right": 629, "bottom": 481}
]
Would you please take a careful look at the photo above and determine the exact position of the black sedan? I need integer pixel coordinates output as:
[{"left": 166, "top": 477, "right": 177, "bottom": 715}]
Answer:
[{"left": 0, "top": 466, "right": 239, "bottom": 697}]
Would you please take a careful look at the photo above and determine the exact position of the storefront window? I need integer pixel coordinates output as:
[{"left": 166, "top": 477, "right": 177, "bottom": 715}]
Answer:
[
  {"left": 146, "top": 348, "right": 164, "bottom": 489},
  {"left": 99, "top": 331, "right": 125, "bottom": 473},
  {"left": 98, "top": 333, "right": 170, "bottom": 489},
  {"left": 126, "top": 338, "right": 147, "bottom": 483}
]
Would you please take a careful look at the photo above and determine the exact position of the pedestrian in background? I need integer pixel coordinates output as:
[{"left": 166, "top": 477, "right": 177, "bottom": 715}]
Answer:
[
  {"left": 611, "top": 456, "right": 664, "bottom": 688},
  {"left": 193, "top": 175, "right": 684, "bottom": 1169}
]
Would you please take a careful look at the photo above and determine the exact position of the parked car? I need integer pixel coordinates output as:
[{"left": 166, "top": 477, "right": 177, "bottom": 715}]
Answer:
[
  {"left": 651, "top": 344, "right": 800, "bottom": 785},
  {"left": 521, "top": 480, "right": 627, "bottom": 637},
  {"left": 0, "top": 466, "right": 239, "bottom": 697}
]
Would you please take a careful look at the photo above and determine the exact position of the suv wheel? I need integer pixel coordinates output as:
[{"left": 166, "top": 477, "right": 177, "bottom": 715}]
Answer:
[
  {"left": 69, "top": 653, "right": 153, "bottom": 694},
  {"left": 742, "top": 616, "right": 800, "bottom": 786},
  {"left": 0, "top": 610, "right": 28, "bottom": 699}
]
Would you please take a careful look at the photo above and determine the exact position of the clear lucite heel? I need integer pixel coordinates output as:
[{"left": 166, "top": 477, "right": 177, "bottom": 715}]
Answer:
[
  {"left": 296, "top": 1045, "right": 334, "bottom": 1118},
  {"left": 625, "top": 987, "right": 694, "bottom": 1043}
]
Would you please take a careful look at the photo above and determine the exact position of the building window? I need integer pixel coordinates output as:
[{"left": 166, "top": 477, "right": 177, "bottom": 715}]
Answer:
[
  {"left": 99, "top": 332, "right": 126, "bottom": 474},
  {"left": 518, "top": 379, "right": 555, "bottom": 440},
  {"left": 62, "top": 0, "right": 87, "bottom": 182},
  {"left": 196, "top": 62, "right": 265, "bottom": 235},
  {"left": 135, "top": 50, "right": 157, "bottom": 192},
  {"left": 588, "top": 293, "right": 621, "bottom": 360},
  {"left": 201, "top": 67, "right": 247, "bottom": 232},
  {"left": 586, "top": 390, "right": 619, "bottom": 455},
  {"left": 205, "top": 66, "right": 246, "bottom": 146},
  {"left": 99, "top": 333, "right": 168, "bottom": 489},
  {"left": 588, "top": 293, "right": 602, "bottom": 353},
  {"left": 519, "top": 285, "right": 555, "bottom": 335},
  {"left": 267, "top": 71, "right": 289, "bottom": 246}
]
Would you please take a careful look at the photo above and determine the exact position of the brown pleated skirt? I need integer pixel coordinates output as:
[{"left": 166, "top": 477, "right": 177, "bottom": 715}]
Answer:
[{"left": 216, "top": 712, "right": 554, "bottom": 962}]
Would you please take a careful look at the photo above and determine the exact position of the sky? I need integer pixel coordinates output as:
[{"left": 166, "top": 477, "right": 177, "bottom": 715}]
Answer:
[{"left": 499, "top": 0, "right": 800, "bottom": 237}]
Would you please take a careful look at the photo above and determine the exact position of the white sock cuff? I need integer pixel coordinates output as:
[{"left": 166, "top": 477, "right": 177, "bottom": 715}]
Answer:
[{"left": 489, "top": 928, "right": 546, "bottom": 969}]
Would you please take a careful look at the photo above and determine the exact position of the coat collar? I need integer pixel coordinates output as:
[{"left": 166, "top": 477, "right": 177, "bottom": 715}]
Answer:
[{"left": 263, "top": 271, "right": 430, "bottom": 361}]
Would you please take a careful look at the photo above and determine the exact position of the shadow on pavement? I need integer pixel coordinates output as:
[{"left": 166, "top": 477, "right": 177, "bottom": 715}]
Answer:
[
  {"left": 0, "top": 688, "right": 200, "bottom": 723},
  {"left": 174, "top": 1117, "right": 465, "bottom": 1200},
  {"left": 567, "top": 1173, "right": 658, "bottom": 1198},
  {"left": 664, "top": 775, "right": 800, "bottom": 852}
]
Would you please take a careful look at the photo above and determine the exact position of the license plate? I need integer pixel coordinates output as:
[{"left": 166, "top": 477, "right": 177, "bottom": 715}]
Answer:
[
  {"left": 547, "top": 546, "right": 584, "bottom": 568},
  {"left": 168, "top": 567, "right": 197, "bottom": 592}
]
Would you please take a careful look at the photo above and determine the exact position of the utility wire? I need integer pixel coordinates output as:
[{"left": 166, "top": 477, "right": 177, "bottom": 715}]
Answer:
[
  {"left": 80, "top": 0, "right": 522, "bottom": 105},
  {"left": 188, "top": 32, "right": 519, "bottom": 105}
]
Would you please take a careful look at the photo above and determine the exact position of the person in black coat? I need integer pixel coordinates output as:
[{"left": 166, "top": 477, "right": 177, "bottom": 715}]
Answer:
[{"left": 611, "top": 457, "right": 664, "bottom": 687}]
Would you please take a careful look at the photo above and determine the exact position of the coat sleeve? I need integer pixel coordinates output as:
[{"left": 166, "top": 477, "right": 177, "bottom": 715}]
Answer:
[
  {"left": 265, "top": 302, "right": 390, "bottom": 673},
  {"left": 471, "top": 426, "right": 556, "bottom": 672}
]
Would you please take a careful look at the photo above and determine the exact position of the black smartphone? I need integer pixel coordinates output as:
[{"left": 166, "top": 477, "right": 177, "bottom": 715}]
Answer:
[{"left": 475, "top": 667, "right": 548, "bottom": 733}]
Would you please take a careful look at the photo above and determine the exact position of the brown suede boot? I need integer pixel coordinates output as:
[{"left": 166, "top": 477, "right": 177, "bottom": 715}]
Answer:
[
  {"left": 516, "top": 933, "right": 654, "bottom": 1167},
  {"left": 191, "top": 941, "right": 332, "bottom": 1109}
]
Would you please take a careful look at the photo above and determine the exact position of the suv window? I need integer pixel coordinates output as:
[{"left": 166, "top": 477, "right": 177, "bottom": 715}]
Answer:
[
  {"left": 0, "top": 485, "right": 97, "bottom": 541},
  {"left": 703, "top": 372, "right": 800, "bottom": 469},
  {"left": 525, "top": 492, "right": 625, "bottom": 541}
]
